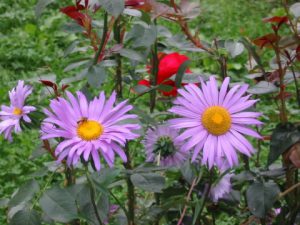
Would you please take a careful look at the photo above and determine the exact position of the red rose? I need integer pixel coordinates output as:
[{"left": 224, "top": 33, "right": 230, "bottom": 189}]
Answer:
[
  {"left": 138, "top": 52, "right": 192, "bottom": 97},
  {"left": 138, "top": 79, "right": 178, "bottom": 97},
  {"left": 156, "top": 52, "right": 190, "bottom": 83},
  {"left": 137, "top": 52, "right": 192, "bottom": 97}
]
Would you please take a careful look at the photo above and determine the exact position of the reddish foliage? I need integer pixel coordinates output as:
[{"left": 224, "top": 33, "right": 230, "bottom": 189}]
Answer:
[
  {"left": 40, "top": 80, "right": 57, "bottom": 90},
  {"left": 60, "top": 5, "right": 91, "bottom": 29},
  {"left": 296, "top": 45, "right": 300, "bottom": 61},
  {"left": 253, "top": 33, "right": 280, "bottom": 49},
  {"left": 263, "top": 16, "right": 288, "bottom": 24}
]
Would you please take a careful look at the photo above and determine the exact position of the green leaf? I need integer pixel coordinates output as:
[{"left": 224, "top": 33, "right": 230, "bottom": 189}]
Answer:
[
  {"left": 246, "top": 181, "right": 280, "bottom": 218},
  {"left": 158, "top": 84, "right": 173, "bottom": 92},
  {"left": 175, "top": 60, "right": 191, "bottom": 87},
  {"left": 130, "top": 173, "right": 165, "bottom": 193},
  {"left": 87, "top": 64, "right": 107, "bottom": 88},
  {"left": 0, "top": 198, "right": 9, "bottom": 208},
  {"left": 268, "top": 123, "right": 300, "bottom": 165},
  {"left": 133, "top": 85, "right": 150, "bottom": 94},
  {"left": 290, "top": 3, "right": 300, "bottom": 18},
  {"left": 232, "top": 171, "right": 255, "bottom": 182},
  {"left": 10, "top": 208, "right": 41, "bottom": 225},
  {"left": 224, "top": 41, "right": 244, "bottom": 58},
  {"left": 120, "top": 49, "right": 145, "bottom": 62},
  {"left": 100, "top": 0, "right": 124, "bottom": 17},
  {"left": 39, "top": 186, "right": 78, "bottom": 223},
  {"left": 9, "top": 179, "right": 40, "bottom": 207},
  {"left": 64, "top": 60, "right": 90, "bottom": 72},
  {"left": 247, "top": 81, "right": 278, "bottom": 95},
  {"left": 35, "top": 0, "right": 54, "bottom": 18},
  {"left": 126, "top": 24, "right": 157, "bottom": 48},
  {"left": 92, "top": 168, "right": 121, "bottom": 191},
  {"left": 180, "top": 161, "right": 196, "bottom": 185}
]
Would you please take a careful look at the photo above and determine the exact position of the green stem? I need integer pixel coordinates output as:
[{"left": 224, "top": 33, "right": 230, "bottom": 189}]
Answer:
[
  {"left": 197, "top": 170, "right": 213, "bottom": 222},
  {"left": 109, "top": 190, "right": 130, "bottom": 221},
  {"left": 274, "top": 46, "right": 287, "bottom": 124},
  {"left": 150, "top": 20, "right": 158, "bottom": 113},
  {"left": 123, "top": 143, "right": 135, "bottom": 225},
  {"left": 30, "top": 170, "right": 57, "bottom": 210},
  {"left": 65, "top": 166, "right": 75, "bottom": 186},
  {"left": 85, "top": 168, "right": 104, "bottom": 225},
  {"left": 94, "top": 12, "right": 108, "bottom": 65},
  {"left": 114, "top": 16, "right": 123, "bottom": 98}
]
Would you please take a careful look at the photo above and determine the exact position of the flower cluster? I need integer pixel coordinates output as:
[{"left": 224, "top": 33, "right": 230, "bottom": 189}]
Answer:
[{"left": 1, "top": 71, "right": 262, "bottom": 178}]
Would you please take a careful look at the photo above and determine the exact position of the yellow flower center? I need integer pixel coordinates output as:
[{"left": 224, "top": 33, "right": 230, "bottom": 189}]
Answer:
[
  {"left": 77, "top": 120, "right": 104, "bottom": 141},
  {"left": 201, "top": 106, "right": 231, "bottom": 136},
  {"left": 13, "top": 107, "right": 23, "bottom": 115}
]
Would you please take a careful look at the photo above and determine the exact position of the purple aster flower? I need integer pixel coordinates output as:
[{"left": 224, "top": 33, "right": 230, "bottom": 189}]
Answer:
[
  {"left": 169, "top": 76, "right": 262, "bottom": 169},
  {"left": 41, "top": 91, "right": 140, "bottom": 170},
  {"left": 143, "top": 125, "right": 188, "bottom": 167},
  {"left": 0, "top": 80, "right": 36, "bottom": 141},
  {"left": 210, "top": 173, "right": 233, "bottom": 203}
]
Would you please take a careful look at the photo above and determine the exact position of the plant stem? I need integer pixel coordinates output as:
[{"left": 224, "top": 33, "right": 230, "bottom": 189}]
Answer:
[
  {"left": 114, "top": 16, "right": 123, "bottom": 98},
  {"left": 150, "top": 20, "right": 158, "bottom": 113},
  {"left": 177, "top": 178, "right": 198, "bottom": 225},
  {"left": 123, "top": 143, "right": 135, "bottom": 225},
  {"left": 197, "top": 171, "right": 213, "bottom": 223},
  {"left": 85, "top": 168, "right": 104, "bottom": 225},
  {"left": 177, "top": 170, "right": 204, "bottom": 225},
  {"left": 274, "top": 46, "right": 288, "bottom": 124},
  {"left": 109, "top": 190, "right": 130, "bottom": 221},
  {"left": 290, "top": 65, "right": 300, "bottom": 107},
  {"left": 94, "top": 12, "right": 108, "bottom": 65},
  {"left": 278, "top": 182, "right": 300, "bottom": 198}
]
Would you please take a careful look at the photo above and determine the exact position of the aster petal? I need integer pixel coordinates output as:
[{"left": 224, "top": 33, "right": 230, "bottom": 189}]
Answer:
[
  {"left": 218, "top": 77, "right": 230, "bottom": 104},
  {"left": 91, "top": 149, "right": 101, "bottom": 171},
  {"left": 208, "top": 76, "right": 219, "bottom": 105},
  {"left": 228, "top": 99, "right": 258, "bottom": 114},
  {"left": 226, "top": 84, "right": 249, "bottom": 108},
  {"left": 231, "top": 124, "right": 262, "bottom": 139},
  {"left": 232, "top": 117, "right": 263, "bottom": 125},
  {"left": 222, "top": 84, "right": 240, "bottom": 108}
]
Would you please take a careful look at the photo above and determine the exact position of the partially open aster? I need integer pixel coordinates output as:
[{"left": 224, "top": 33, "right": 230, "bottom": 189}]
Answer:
[
  {"left": 169, "top": 76, "right": 262, "bottom": 169},
  {"left": 210, "top": 173, "right": 233, "bottom": 203},
  {"left": 143, "top": 125, "right": 188, "bottom": 167},
  {"left": 0, "top": 80, "right": 36, "bottom": 141},
  {"left": 41, "top": 91, "right": 140, "bottom": 170}
]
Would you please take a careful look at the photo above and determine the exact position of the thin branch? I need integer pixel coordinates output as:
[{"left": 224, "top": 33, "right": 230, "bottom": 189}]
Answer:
[
  {"left": 86, "top": 169, "right": 104, "bottom": 225},
  {"left": 94, "top": 12, "right": 108, "bottom": 65},
  {"left": 278, "top": 182, "right": 300, "bottom": 198}
]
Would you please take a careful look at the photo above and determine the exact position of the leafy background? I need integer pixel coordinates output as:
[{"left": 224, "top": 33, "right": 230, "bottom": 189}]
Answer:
[{"left": 0, "top": 0, "right": 299, "bottom": 224}]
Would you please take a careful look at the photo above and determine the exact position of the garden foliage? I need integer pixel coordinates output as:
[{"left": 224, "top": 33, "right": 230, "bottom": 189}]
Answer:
[{"left": 0, "top": 0, "right": 300, "bottom": 225}]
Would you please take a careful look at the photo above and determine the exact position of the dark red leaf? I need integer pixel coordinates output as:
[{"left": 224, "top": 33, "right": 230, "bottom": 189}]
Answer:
[
  {"left": 263, "top": 16, "right": 288, "bottom": 24},
  {"left": 40, "top": 80, "right": 55, "bottom": 88},
  {"left": 253, "top": 33, "right": 280, "bottom": 49},
  {"left": 61, "top": 84, "right": 70, "bottom": 92},
  {"left": 60, "top": 6, "right": 91, "bottom": 27},
  {"left": 296, "top": 45, "right": 300, "bottom": 61}
]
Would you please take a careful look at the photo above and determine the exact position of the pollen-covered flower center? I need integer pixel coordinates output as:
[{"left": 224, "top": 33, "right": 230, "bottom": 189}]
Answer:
[
  {"left": 153, "top": 136, "right": 176, "bottom": 158},
  {"left": 201, "top": 106, "right": 231, "bottom": 135},
  {"left": 13, "top": 107, "right": 23, "bottom": 115},
  {"left": 77, "top": 120, "right": 104, "bottom": 141}
]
